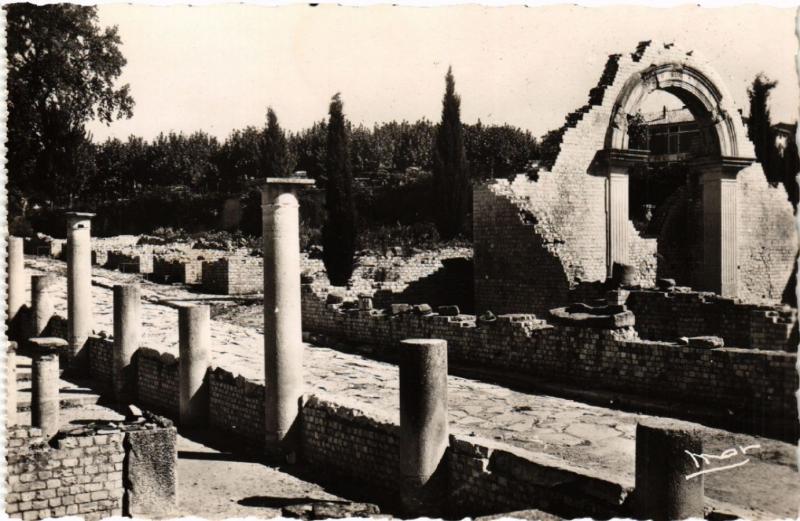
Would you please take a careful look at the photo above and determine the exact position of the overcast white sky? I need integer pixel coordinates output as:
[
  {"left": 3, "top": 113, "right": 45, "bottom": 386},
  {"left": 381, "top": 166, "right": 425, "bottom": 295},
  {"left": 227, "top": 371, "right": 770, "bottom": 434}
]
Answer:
[{"left": 86, "top": 4, "right": 799, "bottom": 142}]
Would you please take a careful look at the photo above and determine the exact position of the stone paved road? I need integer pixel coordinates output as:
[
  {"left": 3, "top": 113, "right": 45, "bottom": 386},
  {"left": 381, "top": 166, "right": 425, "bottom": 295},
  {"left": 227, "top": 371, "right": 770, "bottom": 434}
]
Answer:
[{"left": 25, "top": 256, "right": 800, "bottom": 519}]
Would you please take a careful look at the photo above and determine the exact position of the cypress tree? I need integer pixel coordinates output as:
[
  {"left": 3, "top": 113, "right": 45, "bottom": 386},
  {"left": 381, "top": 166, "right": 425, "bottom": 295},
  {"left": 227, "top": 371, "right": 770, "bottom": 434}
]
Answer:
[
  {"left": 262, "top": 107, "right": 291, "bottom": 177},
  {"left": 321, "top": 93, "right": 357, "bottom": 285},
  {"left": 432, "top": 66, "right": 470, "bottom": 239},
  {"left": 747, "top": 74, "right": 778, "bottom": 182}
]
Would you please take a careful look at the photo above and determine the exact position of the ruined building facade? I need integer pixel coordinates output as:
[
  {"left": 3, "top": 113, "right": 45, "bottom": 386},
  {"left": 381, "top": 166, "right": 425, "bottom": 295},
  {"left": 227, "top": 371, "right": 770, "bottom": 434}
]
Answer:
[{"left": 475, "top": 41, "right": 798, "bottom": 315}]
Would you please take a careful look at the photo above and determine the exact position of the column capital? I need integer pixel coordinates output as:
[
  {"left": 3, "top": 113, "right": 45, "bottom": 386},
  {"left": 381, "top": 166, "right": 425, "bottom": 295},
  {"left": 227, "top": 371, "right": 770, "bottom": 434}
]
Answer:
[
  {"left": 261, "top": 177, "right": 315, "bottom": 206},
  {"left": 598, "top": 148, "right": 650, "bottom": 171},
  {"left": 65, "top": 211, "right": 95, "bottom": 229},
  {"left": 692, "top": 156, "right": 754, "bottom": 181}
]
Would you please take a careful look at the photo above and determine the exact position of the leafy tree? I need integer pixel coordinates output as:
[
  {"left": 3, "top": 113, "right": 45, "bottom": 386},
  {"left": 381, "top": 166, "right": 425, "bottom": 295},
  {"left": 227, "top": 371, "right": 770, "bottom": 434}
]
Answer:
[
  {"left": 465, "top": 121, "right": 539, "bottom": 180},
  {"left": 432, "top": 67, "right": 470, "bottom": 239},
  {"left": 290, "top": 120, "right": 328, "bottom": 182},
  {"left": 6, "top": 4, "right": 134, "bottom": 207},
  {"left": 215, "top": 126, "right": 263, "bottom": 191},
  {"left": 321, "top": 93, "right": 357, "bottom": 285},
  {"left": 747, "top": 74, "right": 779, "bottom": 181},
  {"left": 262, "top": 108, "right": 292, "bottom": 178}
]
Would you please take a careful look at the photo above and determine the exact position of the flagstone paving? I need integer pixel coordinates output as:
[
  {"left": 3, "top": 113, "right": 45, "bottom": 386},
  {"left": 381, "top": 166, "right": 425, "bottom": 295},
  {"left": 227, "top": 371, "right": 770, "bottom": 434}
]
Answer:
[{"left": 24, "top": 255, "right": 800, "bottom": 518}]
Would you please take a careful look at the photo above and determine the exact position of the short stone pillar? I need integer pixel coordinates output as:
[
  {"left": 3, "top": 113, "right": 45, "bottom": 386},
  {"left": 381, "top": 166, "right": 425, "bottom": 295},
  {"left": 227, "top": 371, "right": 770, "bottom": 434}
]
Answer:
[
  {"left": 113, "top": 284, "right": 141, "bottom": 403},
  {"left": 66, "top": 212, "right": 95, "bottom": 369},
  {"left": 7, "top": 236, "right": 25, "bottom": 322},
  {"left": 358, "top": 294, "right": 373, "bottom": 311},
  {"left": 30, "top": 274, "right": 56, "bottom": 338},
  {"left": 32, "top": 353, "right": 60, "bottom": 438},
  {"left": 261, "top": 177, "right": 315, "bottom": 455},
  {"left": 178, "top": 305, "right": 210, "bottom": 426},
  {"left": 398, "top": 338, "right": 449, "bottom": 515},
  {"left": 635, "top": 419, "right": 704, "bottom": 521},
  {"left": 7, "top": 342, "right": 17, "bottom": 427}
]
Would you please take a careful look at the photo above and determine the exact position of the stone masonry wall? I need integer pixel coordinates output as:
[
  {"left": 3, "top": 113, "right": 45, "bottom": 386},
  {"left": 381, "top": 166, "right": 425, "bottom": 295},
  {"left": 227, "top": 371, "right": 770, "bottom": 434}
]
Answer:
[
  {"left": 87, "top": 337, "right": 113, "bottom": 387},
  {"left": 201, "top": 257, "right": 263, "bottom": 295},
  {"left": 300, "top": 394, "right": 401, "bottom": 492},
  {"left": 136, "top": 348, "right": 179, "bottom": 417},
  {"left": 207, "top": 367, "right": 265, "bottom": 447},
  {"left": 473, "top": 40, "right": 796, "bottom": 312},
  {"left": 5, "top": 427, "right": 125, "bottom": 520},
  {"left": 448, "top": 435, "right": 630, "bottom": 519},
  {"left": 626, "top": 289, "right": 798, "bottom": 351},
  {"left": 301, "top": 286, "right": 797, "bottom": 436}
]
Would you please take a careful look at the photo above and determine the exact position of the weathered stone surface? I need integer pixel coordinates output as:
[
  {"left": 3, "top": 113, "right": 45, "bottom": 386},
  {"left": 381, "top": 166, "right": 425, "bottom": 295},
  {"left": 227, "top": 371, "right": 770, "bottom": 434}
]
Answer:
[
  {"left": 684, "top": 336, "right": 725, "bottom": 349},
  {"left": 326, "top": 293, "right": 344, "bottom": 305},
  {"left": 413, "top": 304, "right": 433, "bottom": 315},
  {"left": 438, "top": 305, "right": 460, "bottom": 316},
  {"left": 657, "top": 278, "right": 676, "bottom": 290},
  {"left": 549, "top": 303, "right": 635, "bottom": 329},
  {"left": 390, "top": 303, "right": 411, "bottom": 315},
  {"left": 124, "top": 427, "right": 178, "bottom": 517}
]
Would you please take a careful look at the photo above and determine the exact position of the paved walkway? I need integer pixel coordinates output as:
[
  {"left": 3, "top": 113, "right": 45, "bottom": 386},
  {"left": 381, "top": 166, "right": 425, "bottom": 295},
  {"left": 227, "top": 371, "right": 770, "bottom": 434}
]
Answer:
[{"left": 24, "top": 256, "right": 800, "bottom": 518}]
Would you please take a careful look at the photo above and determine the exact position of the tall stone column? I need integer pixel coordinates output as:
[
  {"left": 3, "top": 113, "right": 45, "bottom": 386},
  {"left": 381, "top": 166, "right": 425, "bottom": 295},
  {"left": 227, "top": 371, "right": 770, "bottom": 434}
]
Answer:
[
  {"left": 7, "top": 236, "right": 25, "bottom": 322},
  {"left": 699, "top": 158, "right": 748, "bottom": 298},
  {"left": 635, "top": 419, "right": 704, "bottom": 521},
  {"left": 65, "top": 212, "right": 95, "bottom": 369},
  {"left": 178, "top": 305, "right": 210, "bottom": 427},
  {"left": 30, "top": 274, "right": 56, "bottom": 338},
  {"left": 7, "top": 341, "right": 17, "bottom": 427},
  {"left": 399, "top": 338, "right": 449, "bottom": 516},
  {"left": 261, "top": 177, "right": 315, "bottom": 456},
  {"left": 113, "top": 284, "right": 141, "bottom": 403},
  {"left": 603, "top": 149, "right": 647, "bottom": 277},
  {"left": 32, "top": 353, "right": 60, "bottom": 438}
]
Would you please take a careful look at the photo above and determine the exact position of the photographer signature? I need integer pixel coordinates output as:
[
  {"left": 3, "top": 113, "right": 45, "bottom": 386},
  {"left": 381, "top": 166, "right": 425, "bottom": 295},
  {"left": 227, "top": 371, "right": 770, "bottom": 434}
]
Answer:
[{"left": 684, "top": 444, "right": 760, "bottom": 480}]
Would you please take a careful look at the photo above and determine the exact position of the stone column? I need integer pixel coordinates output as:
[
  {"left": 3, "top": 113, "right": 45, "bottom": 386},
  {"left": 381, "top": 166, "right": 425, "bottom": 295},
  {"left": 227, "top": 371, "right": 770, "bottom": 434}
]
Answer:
[
  {"left": 635, "top": 419, "right": 704, "bottom": 521},
  {"left": 113, "top": 284, "right": 141, "bottom": 403},
  {"left": 699, "top": 158, "right": 748, "bottom": 298},
  {"left": 32, "top": 353, "right": 60, "bottom": 438},
  {"left": 178, "top": 305, "right": 210, "bottom": 426},
  {"left": 66, "top": 212, "right": 95, "bottom": 369},
  {"left": 399, "top": 338, "right": 449, "bottom": 515},
  {"left": 603, "top": 149, "right": 648, "bottom": 277},
  {"left": 261, "top": 177, "right": 315, "bottom": 455},
  {"left": 7, "top": 341, "right": 17, "bottom": 427},
  {"left": 30, "top": 274, "right": 56, "bottom": 338},
  {"left": 7, "top": 236, "right": 25, "bottom": 322}
]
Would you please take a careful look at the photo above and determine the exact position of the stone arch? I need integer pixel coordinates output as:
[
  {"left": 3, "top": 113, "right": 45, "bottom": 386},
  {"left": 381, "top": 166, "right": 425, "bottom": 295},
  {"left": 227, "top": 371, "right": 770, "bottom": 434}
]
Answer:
[{"left": 604, "top": 61, "right": 753, "bottom": 158}]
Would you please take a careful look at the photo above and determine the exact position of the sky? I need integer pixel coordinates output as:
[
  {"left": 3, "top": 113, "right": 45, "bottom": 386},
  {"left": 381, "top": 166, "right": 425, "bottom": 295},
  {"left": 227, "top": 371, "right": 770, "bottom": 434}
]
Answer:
[{"left": 86, "top": 4, "right": 799, "bottom": 143}]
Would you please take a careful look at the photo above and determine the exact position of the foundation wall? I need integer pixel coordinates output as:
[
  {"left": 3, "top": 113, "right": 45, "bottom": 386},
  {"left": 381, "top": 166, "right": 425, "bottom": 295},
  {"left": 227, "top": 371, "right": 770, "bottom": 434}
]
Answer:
[
  {"left": 136, "top": 348, "right": 180, "bottom": 417},
  {"left": 5, "top": 427, "right": 125, "bottom": 520},
  {"left": 207, "top": 367, "right": 265, "bottom": 446},
  {"left": 301, "top": 286, "right": 797, "bottom": 435},
  {"left": 201, "top": 257, "right": 263, "bottom": 295}
]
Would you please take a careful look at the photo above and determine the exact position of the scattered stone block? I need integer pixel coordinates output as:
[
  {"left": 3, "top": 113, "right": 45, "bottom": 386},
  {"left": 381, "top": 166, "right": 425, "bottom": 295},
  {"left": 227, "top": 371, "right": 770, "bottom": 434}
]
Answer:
[
  {"left": 326, "top": 293, "right": 344, "bottom": 305},
  {"left": 478, "top": 310, "right": 497, "bottom": 324},
  {"left": 390, "top": 303, "right": 411, "bottom": 316},
  {"left": 438, "top": 305, "right": 460, "bottom": 316},
  {"left": 124, "top": 426, "right": 177, "bottom": 517},
  {"left": 413, "top": 304, "right": 433, "bottom": 315},
  {"left": 657, "top": 278, "right": 676, "bottom": 291},
  {"left": 606, "top": 289, "right": 629, "bottom": 305},
  {"left": 549, "top": 303, "right": 635, "bottom": 329},
  {"left": 681, "top": 336, "right": 724, "bottom": 349}
]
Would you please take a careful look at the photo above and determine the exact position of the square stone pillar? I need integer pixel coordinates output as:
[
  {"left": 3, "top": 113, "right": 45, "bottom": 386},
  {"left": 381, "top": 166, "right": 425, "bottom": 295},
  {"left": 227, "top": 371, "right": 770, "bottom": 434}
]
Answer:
[
  {"left": 697, "top": 157, "right": 751, "bottom": 298},
  {"left": 261, "top": 176, "right": 315, "bottom": 458},
  {"left": 602, "top": 149, "right": 648, "bottom": 277}
]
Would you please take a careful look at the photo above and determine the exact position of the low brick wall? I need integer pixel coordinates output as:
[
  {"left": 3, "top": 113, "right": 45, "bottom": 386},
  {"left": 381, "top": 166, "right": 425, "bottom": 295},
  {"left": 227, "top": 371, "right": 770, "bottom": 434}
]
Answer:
[
  {"left": 208, "top": 367, "right": 265, "bottom": 446},
  {"left": 106, "top": 251, "right": 154, "bottom": 274},
  {"left": 626, "top": 289, "right": 797, "bottom": 351},
  {"left": 301, "top": 394, "right": 401, "bottom": 491},
  {"left": 136, "top": 348, "right": 179, "bottom": 417},
  {"left": 301, "top": 285, "right": 798, "bottom": 437},
  {"left": 448, "top": 435, "right": 631, "bottom": 519},
  {"left": 5, "top": 427, "right": 125, "bottom": 520},
  {"left": 152, "top": 257, "right": 202, "bottom": 284},
  {"left": 201, "top": 257, "right": 263, "bottom": 294},
  {"left": 87, "top": 337, "right": 113, "bottom": 387}
]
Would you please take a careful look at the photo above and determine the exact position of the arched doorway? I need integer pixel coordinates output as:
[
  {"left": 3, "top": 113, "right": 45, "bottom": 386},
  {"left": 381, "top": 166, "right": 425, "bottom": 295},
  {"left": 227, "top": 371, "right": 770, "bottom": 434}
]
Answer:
[{"left": 599, "top": 60, "right": 754, "bottom": 297}]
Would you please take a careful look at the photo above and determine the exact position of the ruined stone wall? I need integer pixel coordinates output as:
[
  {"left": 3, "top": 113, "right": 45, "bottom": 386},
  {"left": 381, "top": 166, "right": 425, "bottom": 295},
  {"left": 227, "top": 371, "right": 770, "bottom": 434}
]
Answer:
[
  {"left": 301, "top": 394, "right": 401, "bottom": 492},
  {"left": 626, "top": 289, "right": 797, "bottom": 350},
  {"left": 5, "top": 427, "right": 125, "bottom": 520},
  {"left": 735, "top": 164, "right": 798, "bottom": 302},
  {"left": 301, "top": 286, "right": 797, "bottom": 435},
  {"left": 207, "top": 367, "right": 265, "bottom": 447},
  {"left": 448, "top": 435, "right": 630, "bottom": 519},
  {"left": 136, "top": 348, "right": 180, "bottom": 417},
  {"left": 473, "top": 40, "right": 795, "bottom": 311},
  {"left": 201, "top": 257, "right": 263, "bottom": 295},
  {"left": 87, "top": 337, "right": 113, "bottom": 386}
]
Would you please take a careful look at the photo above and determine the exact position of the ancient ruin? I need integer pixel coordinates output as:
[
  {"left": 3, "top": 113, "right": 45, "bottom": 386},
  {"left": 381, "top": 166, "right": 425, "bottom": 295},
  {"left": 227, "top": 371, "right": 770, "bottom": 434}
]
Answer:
[{"left": 4, "top": 40, "right": 798, "bottom": 521}]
